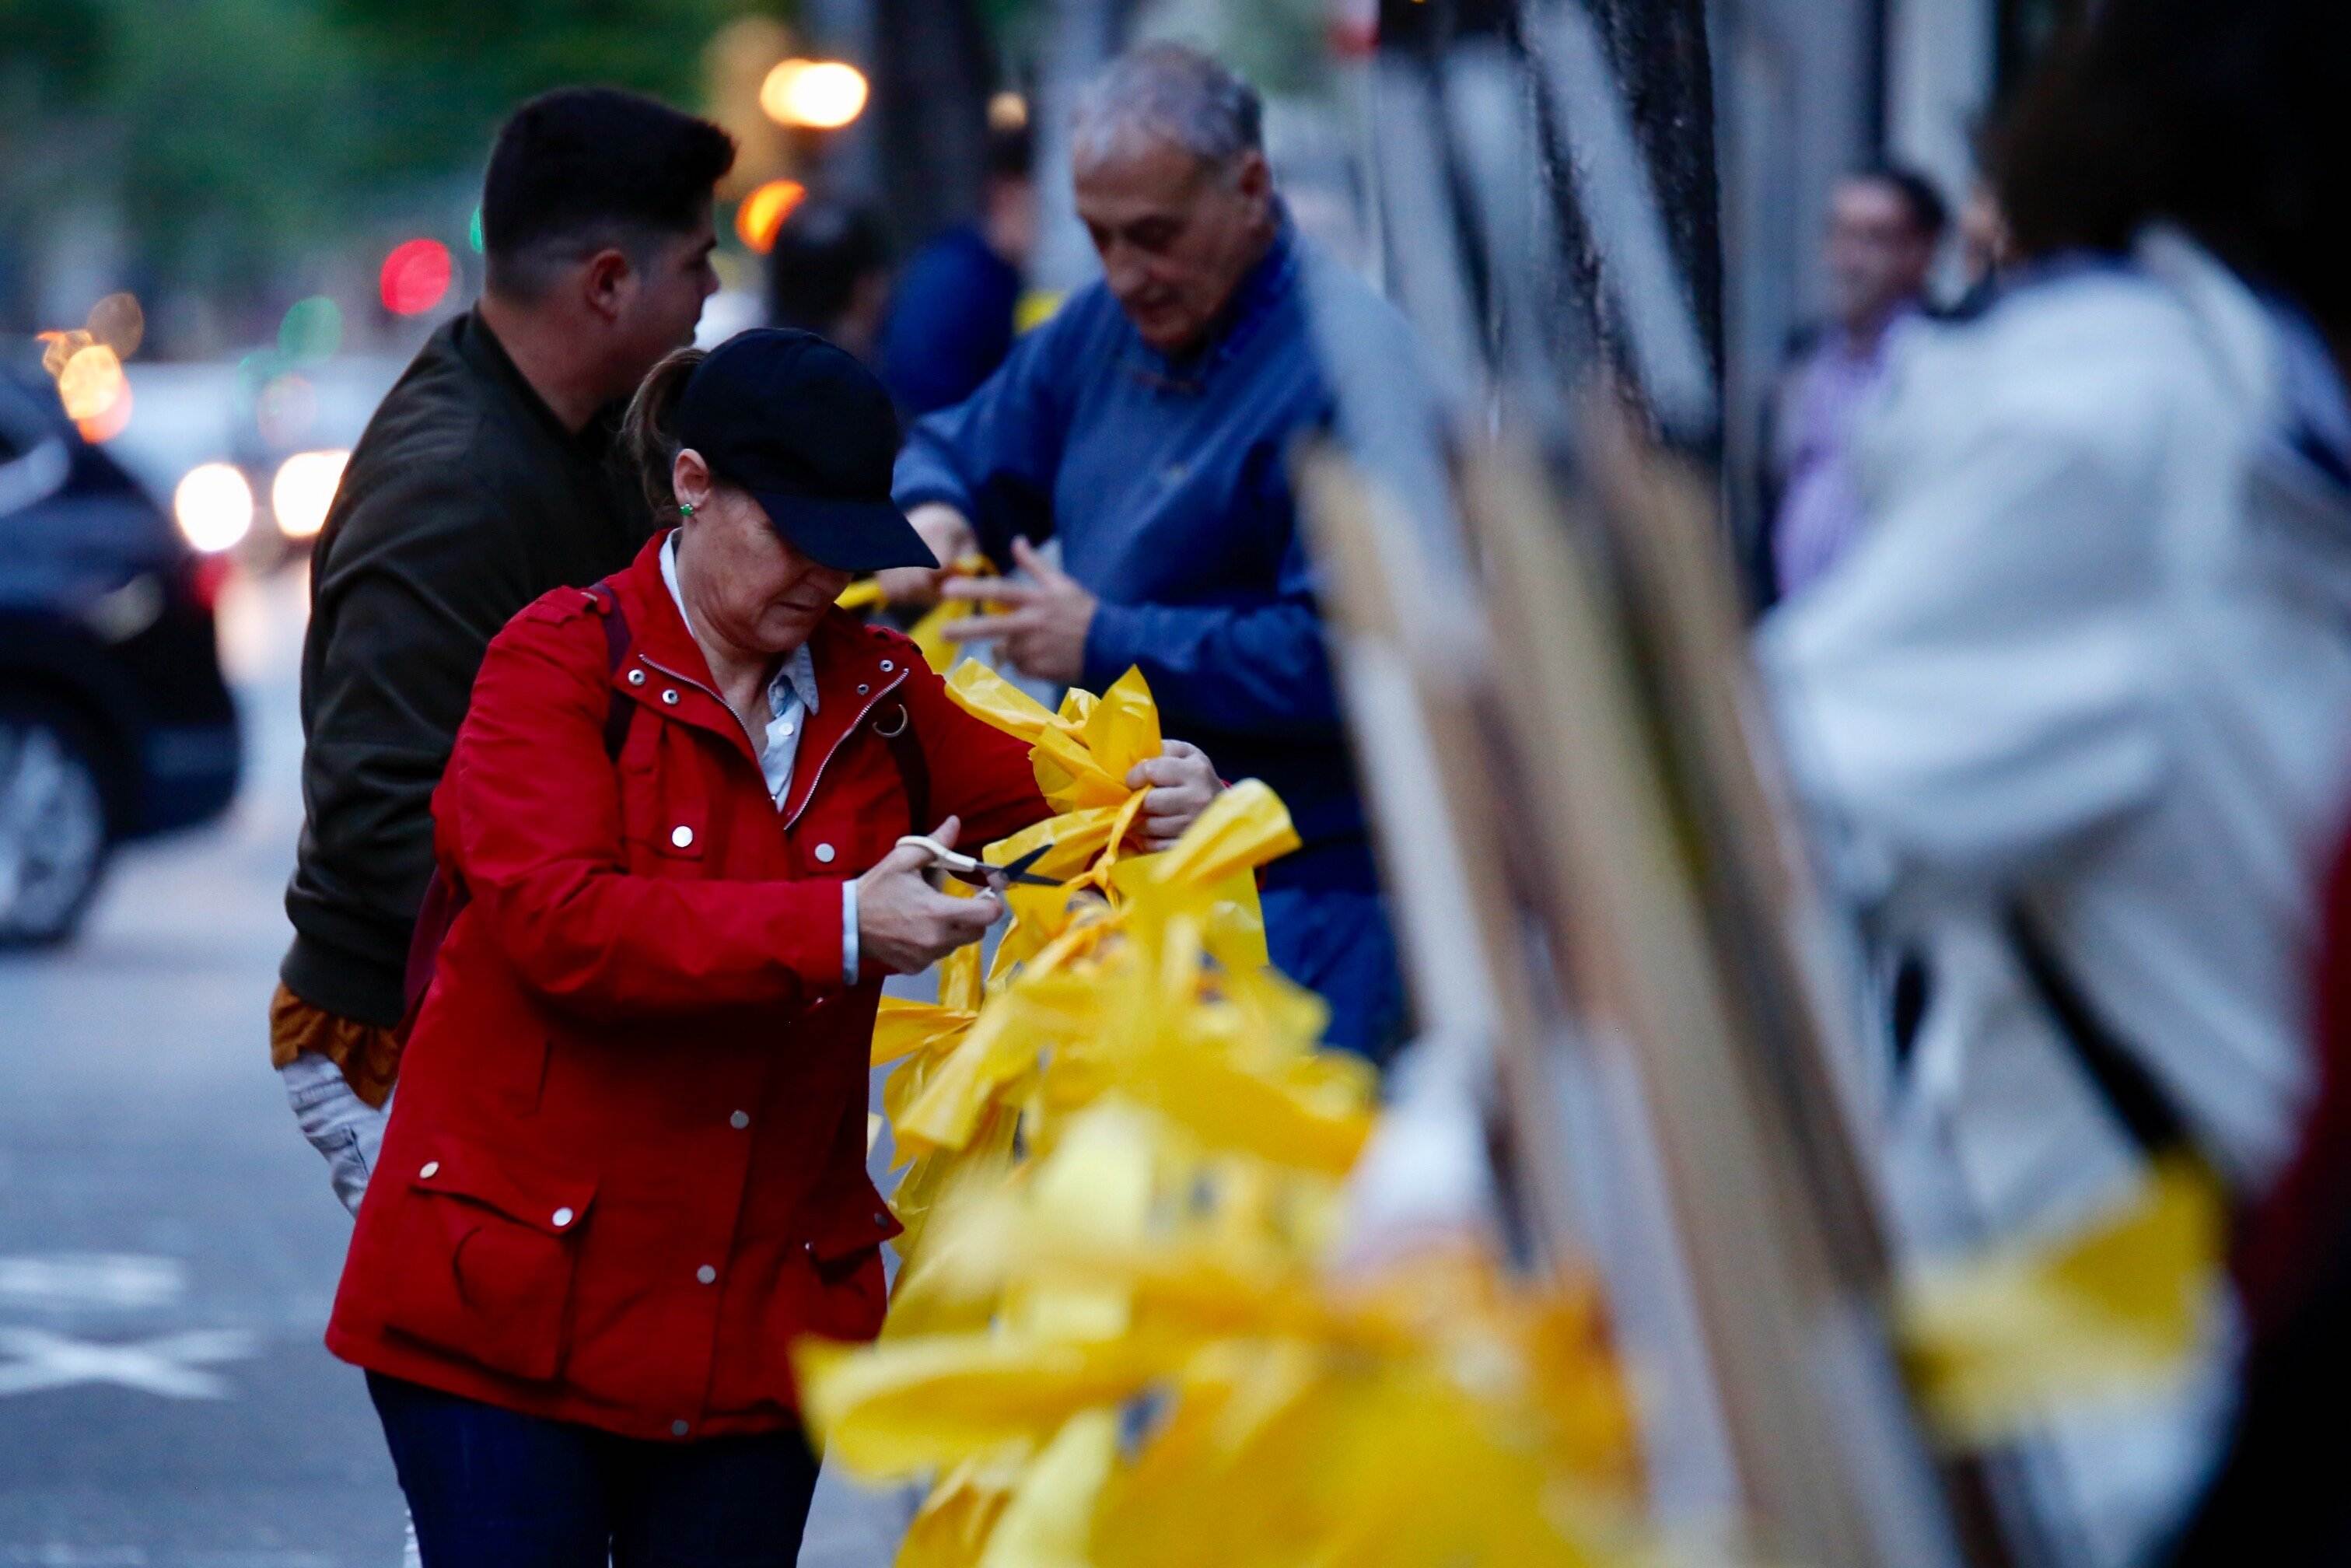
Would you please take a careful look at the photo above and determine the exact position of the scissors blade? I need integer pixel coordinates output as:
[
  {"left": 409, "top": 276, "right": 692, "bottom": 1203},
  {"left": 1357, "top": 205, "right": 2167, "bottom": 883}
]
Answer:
[{"left": 990, "top": 843, "right": 1060, "bottom": 888}]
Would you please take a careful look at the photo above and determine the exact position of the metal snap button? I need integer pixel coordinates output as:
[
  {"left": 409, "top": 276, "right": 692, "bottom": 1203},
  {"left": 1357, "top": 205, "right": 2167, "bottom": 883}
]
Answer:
[
  {"left": 813, "top": 843, "right": 836, "bottom": 864},
  {"left": 856, "top": 683, "right": 869, "bottom": 695},
  {"left": 880, "top": 660, "right": 895, "bottom": 673},
  {"left": 696, "top": 1264, "right": 718, "bottom": 1285},
  {"left": 873, "top": 1211, "right": 890, "bottom": 1227},
  {"left": 626, "top": 669, "right": 645, "bottom": 687},
  {"left": 670, "top": 824, "right": 694, "bottom": 849},
  {"left": 418, "top": 1160, "right": 439, "bottom": 1179},
  {"left": 671, "top": 1419, "right": 691, "bottom": 1437},
  {"left": 729, "top": 1110, "right": 750, "bottom": 1130},
  {"left": 551, "top": 1206, "right": 575, "bottom": 1228},
  {"left": 660, "top": 689, "right": 680, "bottom": 705}
]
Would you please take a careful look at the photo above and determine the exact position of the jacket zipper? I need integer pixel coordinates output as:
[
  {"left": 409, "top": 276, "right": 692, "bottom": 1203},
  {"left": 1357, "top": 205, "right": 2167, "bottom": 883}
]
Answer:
[{"left": 785, "top": 667, "right": 910, "bottom": 831}]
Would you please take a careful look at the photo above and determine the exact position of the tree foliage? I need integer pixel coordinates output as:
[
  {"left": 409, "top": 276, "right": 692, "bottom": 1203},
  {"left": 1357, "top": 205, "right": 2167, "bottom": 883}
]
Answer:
[{"left": 2, "top": 0, "right": 792, "bottom": 306}]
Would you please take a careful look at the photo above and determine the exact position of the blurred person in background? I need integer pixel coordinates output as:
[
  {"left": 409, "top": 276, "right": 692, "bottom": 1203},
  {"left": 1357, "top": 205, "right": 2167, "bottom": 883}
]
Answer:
[
  {"left": 764, "top": 197, "right": 891, "bottom": 366},
  {"left": 879, "top": 121, "right": 1039, "bottom": 418},
  {"left": 275, "top": 88, "right": 732, "bottom": 1218},
  {"left": 880, "top": 42, "right": 1417, "bottom": 1063},
  {"left": 327, "top": 332, "right": 1223, "bottom": 1563},
  {"left": 1760, "top": 0, "right": 2351, "bottom": 1559},
  {"left": 1761, "top": 166, "right": 1949, "bottom": 606},
  {"left": 1954, "top": 178, "right": 2015, "bottom": 317}
]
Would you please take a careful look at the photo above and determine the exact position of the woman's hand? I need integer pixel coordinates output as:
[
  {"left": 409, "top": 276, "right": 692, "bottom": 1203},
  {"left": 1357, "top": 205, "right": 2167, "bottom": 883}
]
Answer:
[
  {"left": 1125, "top": 740, "right": 1222, "bottom": 853},
  {"left": 855, "top": 817, "right": 1003, "bottom": 975}
]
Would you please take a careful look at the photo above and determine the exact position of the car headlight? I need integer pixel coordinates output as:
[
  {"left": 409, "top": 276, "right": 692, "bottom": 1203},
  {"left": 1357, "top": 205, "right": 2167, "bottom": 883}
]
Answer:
[
  {"left": 173, "top": 462, "right": 254, "bottom": 554},
  {"left": 271, "top": 450, "right": 348, "bottom": 541}
]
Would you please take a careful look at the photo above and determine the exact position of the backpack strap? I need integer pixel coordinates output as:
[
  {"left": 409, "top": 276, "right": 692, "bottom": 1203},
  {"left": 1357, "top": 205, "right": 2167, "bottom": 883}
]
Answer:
[
  {"left": 587, "top": 583, "right": 635, "bottom": 761},
  {"left": 872, "top": 696, "right": 932, "bottom": 834}
]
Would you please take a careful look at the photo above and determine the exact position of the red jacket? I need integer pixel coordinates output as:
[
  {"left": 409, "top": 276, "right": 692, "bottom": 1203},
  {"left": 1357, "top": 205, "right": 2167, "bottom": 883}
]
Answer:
[{"left": 326, "top": 532, "right": 1045, "bottom": 1440}]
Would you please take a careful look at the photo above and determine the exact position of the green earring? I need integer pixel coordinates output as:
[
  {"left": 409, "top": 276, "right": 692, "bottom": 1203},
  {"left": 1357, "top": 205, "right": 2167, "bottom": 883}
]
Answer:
[{"left": 678, "top": 502, "right": 694, "bottom": 517}]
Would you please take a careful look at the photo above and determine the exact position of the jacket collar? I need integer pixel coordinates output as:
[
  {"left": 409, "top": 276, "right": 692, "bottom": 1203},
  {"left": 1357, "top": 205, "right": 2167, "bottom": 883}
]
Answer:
[
  {"left": 603, "top": 532, "right": 914, "bottom": 806},
  {"left": 452, "top": 308, "right": 625, "bottom": 463}
]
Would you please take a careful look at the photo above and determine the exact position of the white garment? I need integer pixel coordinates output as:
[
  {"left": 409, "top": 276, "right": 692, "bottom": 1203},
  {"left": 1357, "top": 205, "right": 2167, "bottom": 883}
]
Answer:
[
  {"left": 280, "top": 1049, "right": 389, "bottom": 1219},
  {"left": 1762, "top": 229, "right": 2351, "bottom": 1566}
]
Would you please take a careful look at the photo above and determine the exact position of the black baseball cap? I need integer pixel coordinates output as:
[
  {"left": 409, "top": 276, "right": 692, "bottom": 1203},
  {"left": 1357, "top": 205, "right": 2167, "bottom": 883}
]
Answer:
[{"left": 673, "top": 329, "right": 937, "bottom": 573}]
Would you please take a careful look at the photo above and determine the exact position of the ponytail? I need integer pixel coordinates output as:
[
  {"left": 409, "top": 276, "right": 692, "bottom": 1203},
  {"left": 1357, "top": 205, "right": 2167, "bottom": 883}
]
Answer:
[{"left": 621, "top": 347, "right": 706, "bottom": 520}]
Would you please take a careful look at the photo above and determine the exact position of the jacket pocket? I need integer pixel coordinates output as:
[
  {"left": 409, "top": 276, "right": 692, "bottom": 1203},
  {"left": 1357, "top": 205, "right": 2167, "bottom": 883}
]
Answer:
[
  {"left": 793, "top": 1191, "right": 904, "bottom": 1344},
  {"left": 381, "top": 1139, "right": 596, "bottom": 1383}
]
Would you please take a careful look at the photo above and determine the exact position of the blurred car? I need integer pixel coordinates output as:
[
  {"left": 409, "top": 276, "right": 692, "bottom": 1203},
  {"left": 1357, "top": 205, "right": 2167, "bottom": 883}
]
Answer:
[{"left": 0, "top": 369, "right": 240, "bottom": 943}]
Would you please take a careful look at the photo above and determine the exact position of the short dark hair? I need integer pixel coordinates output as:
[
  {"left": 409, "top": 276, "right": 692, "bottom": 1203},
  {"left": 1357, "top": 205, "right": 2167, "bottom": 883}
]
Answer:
[
  {"left": 765, "top": 199, "right": 890, "bottom": 334},
  {"left": 1996, "top": 0, "right": 2351, "bottom": 339},
  {"left": 1853, "top": 166, "right": 1950, "bottom": 240},
  {"left": 482, "top": 87, "right": 736, "bottom": 301}
]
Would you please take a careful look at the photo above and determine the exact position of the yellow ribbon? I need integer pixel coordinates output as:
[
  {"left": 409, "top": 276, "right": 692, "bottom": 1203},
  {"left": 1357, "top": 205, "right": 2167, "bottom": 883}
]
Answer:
[
  {"left": 834, "top": 558, "right": 999, "bottom": 674},
  {"left": 1896, "top": 1157, "right": 2223, "bottom": 1447}
]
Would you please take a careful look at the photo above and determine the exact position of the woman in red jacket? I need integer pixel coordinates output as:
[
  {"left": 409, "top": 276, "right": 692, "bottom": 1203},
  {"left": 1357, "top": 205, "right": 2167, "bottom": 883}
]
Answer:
[{"left": 325, "top": 330, "right": 1222, "bottom": 1566}]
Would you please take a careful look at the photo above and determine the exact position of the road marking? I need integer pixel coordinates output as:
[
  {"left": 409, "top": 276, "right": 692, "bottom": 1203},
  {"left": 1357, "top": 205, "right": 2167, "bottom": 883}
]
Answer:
[
  {"left": 0, "top": 1254, "right": 187, "bottom": 1312},
  {"left": 0, "top": 1327, "right": 254, "bottom": 1399}
]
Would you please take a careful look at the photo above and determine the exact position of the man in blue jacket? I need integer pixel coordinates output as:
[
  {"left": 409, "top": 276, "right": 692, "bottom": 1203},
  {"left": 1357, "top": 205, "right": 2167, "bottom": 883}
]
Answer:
[{"left": 885, "top": 42, "right": 1407, "bottom": 1060}]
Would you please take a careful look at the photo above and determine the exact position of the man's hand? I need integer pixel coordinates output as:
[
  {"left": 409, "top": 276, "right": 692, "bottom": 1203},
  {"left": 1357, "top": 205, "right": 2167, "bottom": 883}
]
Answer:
[
  {"left": 1125, "top": 740, "right": 1221, "bottom": 852},
  {"left": 854, "top": 816, "right": 1003, "bottom": 976},
  {"left": 939, "top": 537, "right": 1099, "bottom": 686},
  {"left": 879, "top": 504, "right": 979, "bottom": 607}
]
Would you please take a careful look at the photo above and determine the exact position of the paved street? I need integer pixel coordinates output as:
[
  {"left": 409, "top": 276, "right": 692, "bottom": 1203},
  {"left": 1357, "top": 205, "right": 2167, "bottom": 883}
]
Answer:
[{"left": 0, "top": 569, "right": 908, "bottom": 1566}]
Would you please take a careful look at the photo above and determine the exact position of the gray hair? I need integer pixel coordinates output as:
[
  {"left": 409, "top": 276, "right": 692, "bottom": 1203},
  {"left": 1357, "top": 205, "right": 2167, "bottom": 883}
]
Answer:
[{"left": 1069, "top": 42, "right": 1264, "bottom": 173}]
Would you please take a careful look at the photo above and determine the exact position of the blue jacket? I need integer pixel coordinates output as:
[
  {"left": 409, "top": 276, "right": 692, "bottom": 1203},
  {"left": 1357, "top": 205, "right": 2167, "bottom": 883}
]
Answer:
[
  {"left": 879, "top": 224, "right": 1021, "bottom": 418},
  {"left": 894, "top": 226, "right": 1377, "bottom": 891}
]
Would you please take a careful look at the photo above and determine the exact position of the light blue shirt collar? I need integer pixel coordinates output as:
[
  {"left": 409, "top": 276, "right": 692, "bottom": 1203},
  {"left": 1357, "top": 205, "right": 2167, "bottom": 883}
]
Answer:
[{"left": 659, "top": 532, "right": 820, "bottom": 803}]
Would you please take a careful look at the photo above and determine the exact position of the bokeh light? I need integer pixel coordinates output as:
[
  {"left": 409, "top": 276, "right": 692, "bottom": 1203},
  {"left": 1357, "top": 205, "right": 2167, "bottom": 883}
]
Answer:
[
  {"left": 174, "top": 463, "right": 254, "bottom": 554},
  {"left": 988, "top": 91, "right": 1029, "bottom": 132},
  {"left": 77, "top": 380, "right": 132, "bottom": 445},
  {"left": 380, "top": 238, "right": 454, "bottom": 316},
  {"left": 735, "top": 179, "right": 807, "bottom": 254},
  {"left": 760, "top": 59, "right": 869, "bottom": 130},
  {"left": 38, "top": 328, "right": 91, "bottom": 380},
  {"left": 468, "top": 205, "right": 485, "bottom": 255},
  {"left": 271, "top": 450, "right": 349, "bottom": 541},
  {"left": 278, "top": 296, "right": 343, "bottom": 364},
  {"left": 56, "top": 345, "right": 125, "bottom": 424},
  {"left": 86, "top": 293, "right": 145, "bottom": 359}
]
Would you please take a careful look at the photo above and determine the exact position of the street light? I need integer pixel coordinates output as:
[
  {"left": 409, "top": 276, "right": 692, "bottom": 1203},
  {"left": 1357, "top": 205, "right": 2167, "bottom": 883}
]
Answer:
[{"left": 759, "top": 59, "right": 868, "bottom": 130}]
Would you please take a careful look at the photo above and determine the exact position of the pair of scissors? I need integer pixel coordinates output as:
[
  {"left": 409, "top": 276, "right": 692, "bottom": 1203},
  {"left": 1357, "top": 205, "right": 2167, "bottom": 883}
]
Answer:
[{"left": 895, "top": 835, "right": 1060, "bottom": 891}]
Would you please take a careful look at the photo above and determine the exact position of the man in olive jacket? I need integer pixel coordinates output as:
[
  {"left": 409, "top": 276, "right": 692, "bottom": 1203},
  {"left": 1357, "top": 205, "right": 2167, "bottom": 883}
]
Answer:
[{"left": 275, "top": 88, "right": 733, "bottom": 1215}]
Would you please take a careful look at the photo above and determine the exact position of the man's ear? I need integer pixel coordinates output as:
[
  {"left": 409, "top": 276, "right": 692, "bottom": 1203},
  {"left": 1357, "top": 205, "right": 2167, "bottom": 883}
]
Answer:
[
  {"left": 1233, "top": 150, "right": 1274, "bottom": 220},
  {"left": 582, "top": 247, "right": 635, "bottom": 325}
]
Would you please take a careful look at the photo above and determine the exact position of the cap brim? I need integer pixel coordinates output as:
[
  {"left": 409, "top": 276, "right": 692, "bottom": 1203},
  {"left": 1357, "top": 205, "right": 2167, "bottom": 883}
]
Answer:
[{"left": 750, "top": 491, "right": 939, "bottom": 574}]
